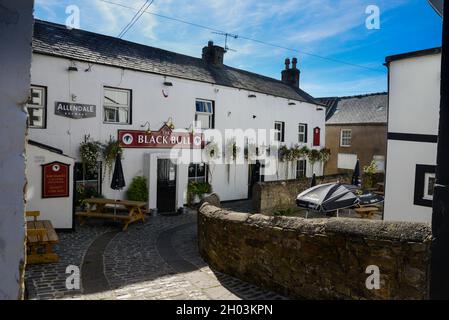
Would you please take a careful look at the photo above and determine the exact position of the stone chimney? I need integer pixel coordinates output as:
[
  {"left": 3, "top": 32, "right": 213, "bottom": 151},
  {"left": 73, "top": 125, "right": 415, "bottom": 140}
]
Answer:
[
  {"left": 202, "top": 41, "right": 225, "bottom": 67},
  {"left": 281, "top": 57, "right": 300, "bottom": 88}
]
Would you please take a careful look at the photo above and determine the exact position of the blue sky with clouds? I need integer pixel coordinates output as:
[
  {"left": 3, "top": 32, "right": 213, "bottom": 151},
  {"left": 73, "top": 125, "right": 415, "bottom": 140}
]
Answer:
[{"left": 34, "top": 0, "right": 442, "bottom": 97}]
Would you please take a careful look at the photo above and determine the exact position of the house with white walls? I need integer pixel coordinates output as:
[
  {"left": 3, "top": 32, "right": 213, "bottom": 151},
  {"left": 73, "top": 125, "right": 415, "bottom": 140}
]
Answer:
[
  {"left": 384, "top": 47, "right": 441, "bottom": 223},
  {"left": 26, "top": 19, "right": 326, "bottom": 220}
]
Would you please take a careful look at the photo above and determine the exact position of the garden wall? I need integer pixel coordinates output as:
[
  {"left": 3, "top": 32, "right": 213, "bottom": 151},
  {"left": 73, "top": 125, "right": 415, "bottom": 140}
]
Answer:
[
  {"left": 198, "top": 199, "right": 432, "bottom": 300},
  {"left": 252, "top": 174, "right": 350, "bottom": 214}
]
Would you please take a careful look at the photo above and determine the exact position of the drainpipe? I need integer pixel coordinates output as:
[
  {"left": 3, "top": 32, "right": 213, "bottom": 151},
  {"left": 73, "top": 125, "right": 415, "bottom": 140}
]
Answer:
[{"left": 430, "top": 1, "right": 449, "bottom": 300}]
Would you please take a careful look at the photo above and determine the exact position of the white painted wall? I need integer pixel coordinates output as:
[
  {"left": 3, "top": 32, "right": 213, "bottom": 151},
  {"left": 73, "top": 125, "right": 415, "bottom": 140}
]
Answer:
[
  {"left": 0, "top": 0, "right": 34, "bottom": 300},
  {"left": 29, "top": 54, "right": 325, "bottom": 208},
  {"left": 384, "top": 52, "right": 441, "bottom": 223},
  {"left": 25, "top": 144, "right": 75, "bottom": 229}
]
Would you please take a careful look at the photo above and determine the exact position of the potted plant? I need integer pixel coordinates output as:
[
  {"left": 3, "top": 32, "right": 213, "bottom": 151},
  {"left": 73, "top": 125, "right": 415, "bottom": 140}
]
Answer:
[
  {"left": 126, "top": 176, "right": 149, "bottom": 202},
  {"left": 79, "top": 135, "right": 101, "bottom": 172},
  {"left": 187, "top": 181, "right": 213, "bottom": 205},
  {"left": 363, "top": 161, "right": 378, "bottom": 189},
  {"left": 102, "top": 136, "right": 123, "bottom": 179}
]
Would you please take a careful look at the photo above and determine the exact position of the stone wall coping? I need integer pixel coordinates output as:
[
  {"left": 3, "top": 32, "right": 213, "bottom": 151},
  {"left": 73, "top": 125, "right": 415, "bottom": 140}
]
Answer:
[{"left": 199, "top": 202, "right": 432, "bottom": 243}]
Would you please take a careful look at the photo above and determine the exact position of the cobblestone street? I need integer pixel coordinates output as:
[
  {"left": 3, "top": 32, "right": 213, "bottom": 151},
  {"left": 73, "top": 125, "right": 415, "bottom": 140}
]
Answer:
[{"left": 25, "top": 210, "right": 286, "bottom": 300}]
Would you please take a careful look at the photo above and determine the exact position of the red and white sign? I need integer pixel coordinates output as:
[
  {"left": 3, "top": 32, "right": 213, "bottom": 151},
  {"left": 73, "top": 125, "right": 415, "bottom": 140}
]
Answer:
[
  {"left": 118, "top": 124, "right": 204, "bottom": 149},
  {"left": 42, "top": 161, "right": 70, "bottom": 198}
]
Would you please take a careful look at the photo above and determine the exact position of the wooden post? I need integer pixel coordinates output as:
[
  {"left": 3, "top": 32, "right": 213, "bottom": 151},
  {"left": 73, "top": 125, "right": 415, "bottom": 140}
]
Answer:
[{"left": 430, "top": 2, "right": 449, "bottom": 300}]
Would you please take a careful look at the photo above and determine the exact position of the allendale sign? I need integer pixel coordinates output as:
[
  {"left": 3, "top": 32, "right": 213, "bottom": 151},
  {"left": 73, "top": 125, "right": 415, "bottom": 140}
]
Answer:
[
  {"left": 55, "top": 101, "right": 96, "bottom": 119},
  {"left": 118, "top": 124, "right": 204, "bottom": 149}
]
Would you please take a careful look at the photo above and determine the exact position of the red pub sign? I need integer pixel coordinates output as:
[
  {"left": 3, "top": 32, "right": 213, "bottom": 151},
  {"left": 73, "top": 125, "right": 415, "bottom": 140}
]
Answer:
[
  {"left": 42, "top": 161, "right": 70, "bottom": 198},
  {"left": 118, "top": 124, "right": 204, "bottom": 149}
]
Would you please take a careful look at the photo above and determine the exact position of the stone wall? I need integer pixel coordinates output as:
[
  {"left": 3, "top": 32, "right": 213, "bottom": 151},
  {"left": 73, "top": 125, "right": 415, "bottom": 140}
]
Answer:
[
  {"left": 198, "top": 200, "right": 432, "bottom": 300},
  {"left": 253, "top": 174, "right": 350, "bottom": 214}
]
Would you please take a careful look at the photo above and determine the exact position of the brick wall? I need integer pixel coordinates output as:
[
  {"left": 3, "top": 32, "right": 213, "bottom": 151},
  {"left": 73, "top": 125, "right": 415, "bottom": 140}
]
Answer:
[{"left": 198, "top": 199, "right": 432, "bottom": 300}]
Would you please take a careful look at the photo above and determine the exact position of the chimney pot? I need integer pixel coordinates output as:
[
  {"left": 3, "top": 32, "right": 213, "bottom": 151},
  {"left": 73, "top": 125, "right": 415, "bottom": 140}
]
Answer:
[
  {"left": 292, "top": 57, "right": 298, "bottom": 69},
  {"left": 285, "top": 58, "right": 290, "bottom": 70},
  {"left": 281, "top": 57, "right": 300, "bottom": 88}
]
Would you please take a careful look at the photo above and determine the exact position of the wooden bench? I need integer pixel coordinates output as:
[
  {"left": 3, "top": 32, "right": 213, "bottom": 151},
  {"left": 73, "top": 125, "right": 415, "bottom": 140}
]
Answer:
[
  {"left": 26, "top": 211, "right": 59, "bottom": 264},
  {"left": 355, "top": 206, "right": 380, "bottom": 219},
  {"left": 76, "top": 198, "right": 147, "bottom": 231}
]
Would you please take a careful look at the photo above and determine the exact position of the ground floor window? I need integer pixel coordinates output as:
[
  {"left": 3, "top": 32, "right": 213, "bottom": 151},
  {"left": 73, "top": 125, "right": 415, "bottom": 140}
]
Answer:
[
  {"left": 414, "top": 164, "right": 436, "bottom": 207},
  {"left": 188, "top": 163, "right": 208, "bottom": 183},
  {"left": 74, "top": 162, "right": 102, "bottom": 206},
  {"left": 296, "top": 159, "right": 307, "bottom": 179}
]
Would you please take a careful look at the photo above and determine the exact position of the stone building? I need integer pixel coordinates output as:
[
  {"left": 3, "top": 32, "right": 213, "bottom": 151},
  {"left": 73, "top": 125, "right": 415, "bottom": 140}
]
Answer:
[{"left": 317, "top": 93, "right": 388, "bottom": 175}]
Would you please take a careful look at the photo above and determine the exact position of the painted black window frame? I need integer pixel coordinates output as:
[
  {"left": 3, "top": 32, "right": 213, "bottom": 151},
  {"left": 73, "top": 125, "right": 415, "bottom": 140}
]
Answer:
[
  {"left": 103, "top": 86, "right": 133, "bottom": 125},
  {"left": 274, "top": 121, "right": 285, "bottom": 143},
  {"left": 27, "top": 85, "right": 47, "bottom": 129},
  {"left": 296, "top": 159, "right": 307, "bottom": 179},
  {"left": 414, "top": 164, "right": 436, "bottom": 207},
  {"left": 298, "top": 123, "right": 308, "bottom": 143},
  {"left": 188, "top": 162, "right": 209, "bottom": 183}
]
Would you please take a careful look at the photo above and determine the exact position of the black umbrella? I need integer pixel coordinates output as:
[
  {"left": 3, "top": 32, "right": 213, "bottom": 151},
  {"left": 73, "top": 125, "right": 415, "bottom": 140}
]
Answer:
[
  {"left": 111, "top": 152, "right": 125, "bottom": 215},
  {"left": 296, "top": 183, "right": 359, "bottom": 213},
  {"left": 352, "top": 160, "right": 360, "bottom": 186},
  {"left": 310, "top": 173, "right": 317, "bottom": 187},
  {"left": 111, "top": 152, "right": 125, "bottom": 190}
]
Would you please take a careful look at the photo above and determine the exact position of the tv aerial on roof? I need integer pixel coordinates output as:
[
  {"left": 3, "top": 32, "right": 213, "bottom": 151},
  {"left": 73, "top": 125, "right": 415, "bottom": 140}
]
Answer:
[
  {"left": 428, "top": 0, "right": 444, "bottom": 17},
  {"left": 212, "top": 31, "right": 238, "bottom": 53}
]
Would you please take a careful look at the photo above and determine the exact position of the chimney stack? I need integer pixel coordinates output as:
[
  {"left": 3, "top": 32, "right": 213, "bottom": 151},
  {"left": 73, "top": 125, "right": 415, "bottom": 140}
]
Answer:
[
  {"left": 202, "top": 41, "right": 225, "bottom": 67},
  {"left": 281, "top": 57, "right": 300, "bottom": 88}
]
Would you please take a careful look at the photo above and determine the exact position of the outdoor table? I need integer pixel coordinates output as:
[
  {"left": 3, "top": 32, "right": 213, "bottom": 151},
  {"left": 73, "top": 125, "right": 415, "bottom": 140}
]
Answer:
[
  {"left": 26, "top": 219, "right": 59, "bottom": 264},
  {"left": 76, "top": 198, "right": 147, "bottom": 231}
]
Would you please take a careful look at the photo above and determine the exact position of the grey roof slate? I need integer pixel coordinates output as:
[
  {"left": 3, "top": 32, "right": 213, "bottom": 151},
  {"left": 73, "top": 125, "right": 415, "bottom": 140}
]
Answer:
[
  {"left": 317, "top": 93, "right": 387, "bottom": 125},
  {"left": 32, "top": 20, "right": 318, "bottom": 104}
]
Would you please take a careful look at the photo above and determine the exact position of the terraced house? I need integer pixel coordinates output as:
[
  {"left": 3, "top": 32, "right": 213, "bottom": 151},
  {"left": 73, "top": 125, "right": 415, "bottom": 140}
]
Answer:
[{"left": 26, "top": 20, "right": 326, "bottom": 228}]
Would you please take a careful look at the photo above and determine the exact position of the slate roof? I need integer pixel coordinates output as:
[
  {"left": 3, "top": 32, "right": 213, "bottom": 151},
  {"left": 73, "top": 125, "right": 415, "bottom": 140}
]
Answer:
[
  {"left": 317, "top": 92, "right": 388, "bottom": 124},
  {"left": 32, "top": 20, "right": 318, "bottom": 104}
]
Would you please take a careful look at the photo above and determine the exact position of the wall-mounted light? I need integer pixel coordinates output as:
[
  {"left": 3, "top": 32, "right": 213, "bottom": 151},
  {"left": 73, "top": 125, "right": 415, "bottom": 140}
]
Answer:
[
  {"left": 252, "top": 115, "right": 257, "bottom": 119},
  {"left": 248, "top": 94, "right": 257, "bottom": 98},
  {"left": 316, "top": 107, "right": 324, "bottom": 111},
  {"left": 163, "top": 81, "right": 173, "bottom": 86},
  {"left": 71, "top": 94, "right": 77, "bottom": 102},
  {"left": 166, "top": 117, "right": 175, "bottom": 129},
  {"left": 227, "top": 111, "right": 232, "bottom": 117},
  {"left": 68, "top": 61, "right": 78, "bottom": 72},
  {"left": 288, "top": 102, "right": 296, "bottom": 106},
  {"left": 141, "top": 121, "right": 152, "bottom": 134}
]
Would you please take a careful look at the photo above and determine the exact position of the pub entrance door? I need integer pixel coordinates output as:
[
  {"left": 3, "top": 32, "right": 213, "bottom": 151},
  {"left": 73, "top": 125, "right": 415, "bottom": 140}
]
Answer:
[{"left": 157, "top": 159, "right": 177, "bottom": 213}]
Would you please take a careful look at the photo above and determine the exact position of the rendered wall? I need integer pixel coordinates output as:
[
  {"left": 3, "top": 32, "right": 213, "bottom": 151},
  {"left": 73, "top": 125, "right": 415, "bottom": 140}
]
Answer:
[{"left": 0, "top": 0, "right": 34, "bottom": 300}]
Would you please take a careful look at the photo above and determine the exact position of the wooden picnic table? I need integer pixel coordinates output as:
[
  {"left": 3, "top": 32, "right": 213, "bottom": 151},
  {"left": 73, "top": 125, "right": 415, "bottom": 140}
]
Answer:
[
  {"left": 26, "top": 213, "right": 59, "bottom": 264},
  {"left": 355, "top": 206, "right": 380, "bottom": 219},
  {"left": 76, "top": 198, "right": 147, "bottom": 231}
]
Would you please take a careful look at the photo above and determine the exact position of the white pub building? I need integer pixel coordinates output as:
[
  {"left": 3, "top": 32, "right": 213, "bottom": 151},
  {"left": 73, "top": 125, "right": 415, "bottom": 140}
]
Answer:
[{"left": 26, "top": 20, "right": 325, "bottom": 228}]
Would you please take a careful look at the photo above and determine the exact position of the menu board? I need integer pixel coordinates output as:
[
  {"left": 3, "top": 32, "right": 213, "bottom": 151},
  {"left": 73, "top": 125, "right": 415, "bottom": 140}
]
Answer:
[{"left": 42, "top": 162, "right": 70, "bottom": 198}]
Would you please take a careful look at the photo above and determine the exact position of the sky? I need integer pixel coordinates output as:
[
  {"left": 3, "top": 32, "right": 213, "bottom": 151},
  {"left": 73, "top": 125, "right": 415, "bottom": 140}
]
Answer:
[{"left": 34, "top": 0, "right": 442, "bottom": 98}]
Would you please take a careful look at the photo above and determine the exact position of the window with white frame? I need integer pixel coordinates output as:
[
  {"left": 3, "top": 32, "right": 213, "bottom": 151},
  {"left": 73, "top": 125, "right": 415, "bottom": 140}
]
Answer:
[
  {"left": 340, "top": 129, "right": 352, "bottom": 147},
  {"left": 274, "top": 121, "right": 285, "bottom": 142},
  {"left": 26, "top": 86, "right": 46, "bottom": 128},
  {"left": 296, "top": 159, "right": 307, "bottom": 179},
  {"left": 188, "top": 163, "right": 208, "bottom": 183},
  {"left": 103, "top": 87, "right": 131, "bottom": 124},
  {"left": 298, "top": 123, "right": 307, "bottom": 143},
  {"left": 373, "top": 155, "right": 385, "bottom": 172},
  {"left": 195, "top": 99, "right": 214, "bottom": 129}
]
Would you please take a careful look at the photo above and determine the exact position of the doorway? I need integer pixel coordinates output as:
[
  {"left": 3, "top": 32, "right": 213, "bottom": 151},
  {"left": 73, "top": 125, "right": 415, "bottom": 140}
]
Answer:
[
  {"left": 248, "top": 161, "right": 264, "bottom": 198},
  {"left": 157, "top": 159, "right": 177, "bottom": 213}
]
